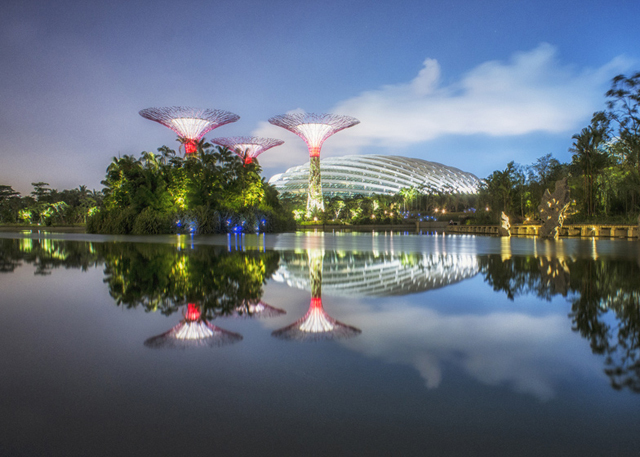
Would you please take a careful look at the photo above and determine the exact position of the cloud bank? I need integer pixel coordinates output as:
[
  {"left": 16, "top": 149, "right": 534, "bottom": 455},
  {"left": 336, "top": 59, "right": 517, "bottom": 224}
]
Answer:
[{"left": 256, "top": 43, "right": 629, "bottom": 170}]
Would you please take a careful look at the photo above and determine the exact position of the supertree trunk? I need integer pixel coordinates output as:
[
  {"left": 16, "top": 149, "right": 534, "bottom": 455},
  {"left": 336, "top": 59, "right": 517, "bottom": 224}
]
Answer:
[
  {"left": 309, "top": 249, "right": 323, "bottom": 298},
  {"left": 307, "top": 156, "right": 324, "bottom": 215}
]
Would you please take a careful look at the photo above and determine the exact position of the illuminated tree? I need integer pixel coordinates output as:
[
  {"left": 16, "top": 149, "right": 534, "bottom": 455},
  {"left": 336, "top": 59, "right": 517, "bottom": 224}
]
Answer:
[
  {"left": 272, "top": 250, "right": 361, "bottom": 341},
  {"left": 268, "top": 113, "right": 359, "bottom": 215},
  {"left": 144, "top": 303, "right": 243, "bottom": 349},
  {"left": 139, "top": 107, "right": 240, "bottom": 155},
  {"left": 210, "top": 136, "right": 284, "bottom": 165}
]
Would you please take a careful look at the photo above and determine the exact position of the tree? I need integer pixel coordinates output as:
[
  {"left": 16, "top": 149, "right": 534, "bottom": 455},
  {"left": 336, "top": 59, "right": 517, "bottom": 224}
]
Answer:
[
  {"left": 604, "top": 72, "right": 640, "bottom": 211},
  {"left": 0, "top": 185, "right": 22, "bottom": 223},
  {"left": 482, "top": 162, "right": 518, "bottom": 217},
  {"left": 570, "top": 115, "right": 611, "bottom": 217},
  {"left": 31, "top": 182, "right": 52, "bottom": 202}
]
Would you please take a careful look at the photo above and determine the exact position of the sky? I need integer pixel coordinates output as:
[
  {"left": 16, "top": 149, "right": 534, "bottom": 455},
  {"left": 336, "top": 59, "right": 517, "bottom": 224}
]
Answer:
[{"left": 1, "top": 0, "right": 639, "bottom": 195}]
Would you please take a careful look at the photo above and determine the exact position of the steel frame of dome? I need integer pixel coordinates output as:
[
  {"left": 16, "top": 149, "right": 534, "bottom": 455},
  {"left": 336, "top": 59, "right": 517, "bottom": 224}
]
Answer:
[{"left": 268, "top": 155, "right": 481, "bottom": 197}]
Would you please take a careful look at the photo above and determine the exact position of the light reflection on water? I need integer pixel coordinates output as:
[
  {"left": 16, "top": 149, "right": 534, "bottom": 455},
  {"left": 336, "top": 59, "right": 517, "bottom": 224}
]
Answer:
[{"left": 0, "top": 231, "right": 639, "bottom": 456}]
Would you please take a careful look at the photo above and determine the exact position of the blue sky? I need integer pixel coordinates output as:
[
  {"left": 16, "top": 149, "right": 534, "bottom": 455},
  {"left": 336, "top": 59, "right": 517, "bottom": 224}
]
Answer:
[{"left": 1, "top": 0, "right": 638, "bottom": 195}]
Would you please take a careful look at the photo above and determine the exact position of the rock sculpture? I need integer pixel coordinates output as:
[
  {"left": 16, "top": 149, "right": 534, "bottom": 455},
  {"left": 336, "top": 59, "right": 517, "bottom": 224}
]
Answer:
[
  {"left": 499, "top": 211, "right": 511, "bottom": 237},
  {"left": 538, "top": 178, "right": 571, "bottom": 239}
]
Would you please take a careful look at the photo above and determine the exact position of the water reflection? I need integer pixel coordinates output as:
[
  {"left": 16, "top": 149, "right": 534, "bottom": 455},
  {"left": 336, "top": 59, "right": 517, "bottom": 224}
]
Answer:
[
  {"left": 272, "top": 250, "right": 361, "bottom": 341},
  {"left": 1, "top": 236, "right": 638, "bottom": 392},
  {"left": 480, "top": 254, "right": 640, "bottom": 392},
  {"left": 144, "top": 303, "right": 243, "bottom": 349},
  {"left": 99, "top": 241, "right": 280, "bottom": 319},
  {"left": 230, "top": 300, "right": 286, "bottom": 318},
  {"left": 0, "top": 237, "right": 99, "bottom": 275},
  {"left": 275, "top": 251, "right": 479, "bottom": 296}
]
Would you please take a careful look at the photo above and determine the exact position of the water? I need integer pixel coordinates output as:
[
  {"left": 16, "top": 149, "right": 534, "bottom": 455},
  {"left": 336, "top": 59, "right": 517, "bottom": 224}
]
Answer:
[{"left": 0, "top": 231, "right": 639, "bottom": 456}]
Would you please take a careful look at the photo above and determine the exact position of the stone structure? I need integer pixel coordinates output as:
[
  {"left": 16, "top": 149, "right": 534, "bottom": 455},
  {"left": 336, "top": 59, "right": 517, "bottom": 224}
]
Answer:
[
  {"left": 499, "top": 211, "right": 511, "bottom": 237},
  {"left": 538, "top": 178, "right": 571, "bottom": 239}
]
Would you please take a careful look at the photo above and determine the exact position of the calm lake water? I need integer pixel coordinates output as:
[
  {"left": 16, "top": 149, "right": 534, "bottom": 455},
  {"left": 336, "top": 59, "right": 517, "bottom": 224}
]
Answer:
[{"left": 1, "top": 231, "right": 639, "bottom": 456}]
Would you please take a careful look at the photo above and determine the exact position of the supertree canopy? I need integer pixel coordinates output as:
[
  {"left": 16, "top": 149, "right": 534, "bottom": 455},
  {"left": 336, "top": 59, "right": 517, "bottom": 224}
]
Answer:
[
  {"left": 268, "top": 113, "right": 359, "bottom": 214},
  {"left": 210, "top": 136, "right": 284, "bottom": 165},
  {"left": 139, "top": 107, "right": 240, "bottom": 155}
]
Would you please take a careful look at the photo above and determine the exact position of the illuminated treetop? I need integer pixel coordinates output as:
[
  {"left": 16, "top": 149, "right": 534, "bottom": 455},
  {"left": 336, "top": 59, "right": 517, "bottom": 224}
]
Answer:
[
  {"left": 268, "top": 113, "right": 360, "bottom": 156},
  {"left": 139, "top": 106, "right": 240, "bottom": 154},
  {"left": 210, "top": 136, "right": 284, "bottom": 164}
]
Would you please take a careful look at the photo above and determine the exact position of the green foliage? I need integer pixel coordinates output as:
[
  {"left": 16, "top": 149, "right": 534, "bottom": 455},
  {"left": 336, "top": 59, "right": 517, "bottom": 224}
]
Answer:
[
  {"left": 88, "top": 145, "right": 293, "bottom": 234},
  {"left": 0, "top": 183, "right": 102, "bottom": 226},
  {"left": 131, "top": 208, "right": 173, "bottom": 235}
]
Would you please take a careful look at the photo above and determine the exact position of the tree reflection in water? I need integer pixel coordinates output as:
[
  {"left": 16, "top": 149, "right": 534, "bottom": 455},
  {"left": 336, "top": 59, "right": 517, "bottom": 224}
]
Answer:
[
  {"left": 272, "top": 250, "right": 361, "bottom": 342},
  {"left": 98, "top": 241, "right": 280, "bottom": 320},
  {"left": 0, "top": 237, "right": 281, "bottom": 348},
  {"left": 480, "top": 254, "right": 640, "bottom": 392}
]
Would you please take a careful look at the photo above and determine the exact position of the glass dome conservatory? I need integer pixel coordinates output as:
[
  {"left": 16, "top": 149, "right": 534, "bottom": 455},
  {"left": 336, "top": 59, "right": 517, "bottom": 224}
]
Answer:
[{"left": 268, "top": 155, "right": 481, "bottom": 197}]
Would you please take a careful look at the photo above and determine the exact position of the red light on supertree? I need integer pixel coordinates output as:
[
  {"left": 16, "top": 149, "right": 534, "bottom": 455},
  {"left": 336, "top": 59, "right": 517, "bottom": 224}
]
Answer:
[
  {"left": 184, "top": 140, "right": 198, "bottom": 155},
  {"left": 185, "top": 302, "right": 201, "bottom": 321},
  {"left": 210, "top": 136, "right": 284, "bottom": 165},
  {"left": 268, "top": 113, "right": 359, "bottom": 214},
  {"left": 139, "top": 107, "right": 240, "bottom": 155}
]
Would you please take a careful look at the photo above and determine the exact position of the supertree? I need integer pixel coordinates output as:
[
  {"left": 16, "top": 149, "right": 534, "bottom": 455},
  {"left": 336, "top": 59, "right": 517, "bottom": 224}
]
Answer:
[
  {"left": 139, "top": 107, "right": 240, "bottom": 155},
  {"left": 272, "top": 250, "right": 361, "bottom": 342},
  {"left": 210, "top": 136, "right": 284, "bottom": 165},
  {"left": 229, "top": 299, "right": 287, "bottom": 318},
  {"left": 268, "top": 113, "right": 359, "bottom": 215},
  {"left": 144, "top": 303, "right": 243, "bottom": 349}
]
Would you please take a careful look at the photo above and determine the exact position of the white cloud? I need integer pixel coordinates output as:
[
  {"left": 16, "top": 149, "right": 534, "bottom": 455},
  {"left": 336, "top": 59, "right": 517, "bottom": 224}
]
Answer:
[{"left": 256, "top": 44, "right": 630, "bottom": 172}]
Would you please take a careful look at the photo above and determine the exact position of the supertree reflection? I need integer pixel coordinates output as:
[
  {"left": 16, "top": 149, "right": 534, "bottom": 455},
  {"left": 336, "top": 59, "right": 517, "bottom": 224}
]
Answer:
[
  {"left": 272, "top": 250, "right": 361, "bottom": 342},
  {"left": 230, "top": 299, "right": 286, "bottom": 319},
  {"left": 144, "top": 303, "right": 242, "bottom": 349}
]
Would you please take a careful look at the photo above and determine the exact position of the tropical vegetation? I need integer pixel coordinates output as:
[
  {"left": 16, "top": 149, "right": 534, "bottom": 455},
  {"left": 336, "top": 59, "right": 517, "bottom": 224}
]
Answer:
[
  {"left": 0, "top": 182, "right": 101, "bottom": 226},
  {"left": 86, "top": 141, "right": 294, "bottom": 234}
]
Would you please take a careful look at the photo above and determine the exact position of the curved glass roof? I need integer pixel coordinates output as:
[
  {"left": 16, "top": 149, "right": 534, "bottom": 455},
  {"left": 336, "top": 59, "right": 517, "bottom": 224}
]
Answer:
[
  {"left": 268, "top": 155, "right": 481, "bottom": 196},
  {"left": 273, "top": 251, "right": 479, "bottom": 297}
]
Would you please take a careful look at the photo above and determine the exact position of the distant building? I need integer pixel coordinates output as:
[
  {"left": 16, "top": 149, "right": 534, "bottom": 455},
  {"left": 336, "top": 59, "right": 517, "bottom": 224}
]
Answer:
[{"left": 268, "top": 155, "right": 481, "bottom": 197}]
